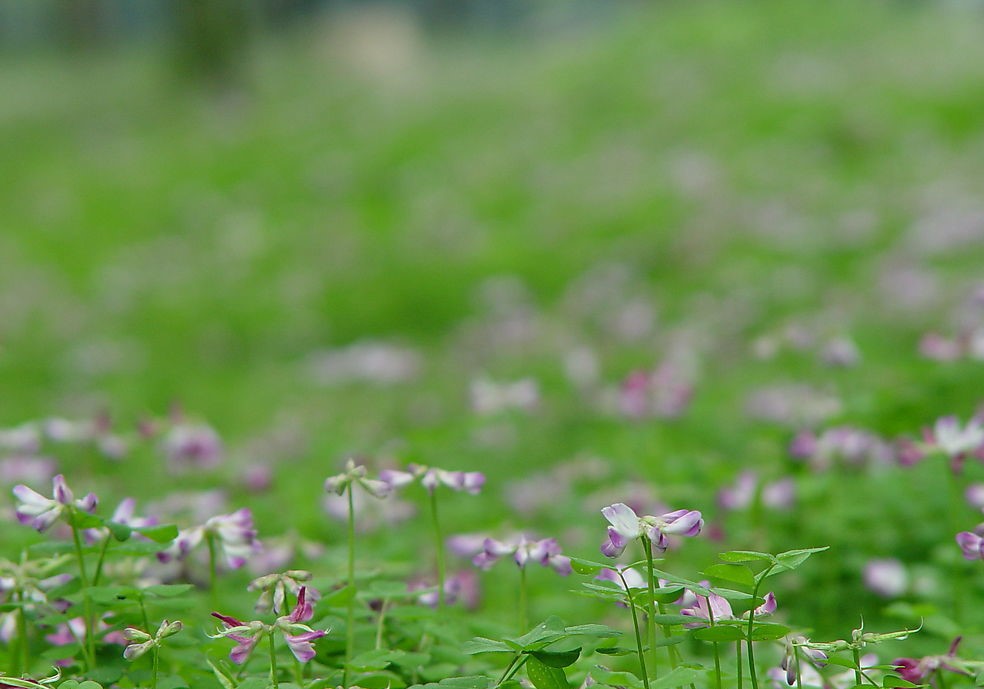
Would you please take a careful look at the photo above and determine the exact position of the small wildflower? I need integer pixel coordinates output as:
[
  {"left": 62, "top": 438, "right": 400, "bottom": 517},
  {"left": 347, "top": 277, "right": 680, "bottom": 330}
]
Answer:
[
  {"left": 12, "top": 475, "right": 98, "bottom": 532},
  {"left": 472, "top": 535, "right": 571, "bottom": 575},
  {"left": 325, "top": 459, "right": 392, "bottom": 498},
  {"left": 863, "top": 558, "right": 908, "bottom": 598},
  {"left": 680, "top": 589, "right": 776, "bottom": 626},
  {"left": 248, "top": 570, "right": 320, "bottom": 614},
  {"left": 956, "top": 527, "right": 984, "bottom": 560},
  {"left": 157, "top": 508, "right": 260, "bottom": 569},
  {"left": 122, "top": 619, "right": 183, "bottom": 661},
  {"left": 380, "top": 463, "right": 485, "bottom": 495},
  {"left": 211, "top": 587, "right": 326, "bottom": 664},
  {"left": 600, "top": 502, "right": 702, "bottom": 558}
]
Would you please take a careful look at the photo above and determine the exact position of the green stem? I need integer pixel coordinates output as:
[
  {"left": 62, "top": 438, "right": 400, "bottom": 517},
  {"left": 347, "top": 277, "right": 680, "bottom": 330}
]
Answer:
[
  {"left": 153, "top": 644, "right": 160, "bottom": 689},
  {"left": 429, "top": 491, "right": 446, "bottom": 608},
  {"left": 206, "top": 532, "right": 219, "bottom": 609},
  {"left": 936, "top": 668, "right": 948, "bottom": 689},
  {"left": 795, "top": 647, "right": 803, "bottom": 689},
  {"left": 345, "top": 484, "right": 356, "bottom": 688},
  {"left": 375, "top": 599, "right": 389, "bottom": 650},
  {"left": 93, "top": 535, "right": 111, "bottom": 586},
  {"left": 640, "top": 537, "right": 660, "bottom": 679},
  {"left": 736, "top": 641, "right": 743, "bottom": 689},
  {"left": 946, "top": 467, "right": 965, "bottom": 623},
  {"left": 616, "top": 568, "right": 651, "bottom": 689},
  {"left": 852, "top": 648, "right": 862, "bottom": 687},
  {"left": 503, "top": 656, "right": 529, "bottom": 684},
  {"left": 69, "top": 517, "right": 95, "bottom": 670},
  {"left": 269, "top": 631, "right": 280, "bottom": 689},
  {"left": 746, "top": 565, "right": 775, "bottom": 689},
  {"left": 13, "top": 590, "right": 27, "bottom": 676},
  {"left": 706, "top": 596, "right": 723, "bottom": 689},
  {"left": 139, "top": 596, "right": 151, "bottom": 634},
  {"left": 519, "top": 566, "right": 528, "bottom": 633}
]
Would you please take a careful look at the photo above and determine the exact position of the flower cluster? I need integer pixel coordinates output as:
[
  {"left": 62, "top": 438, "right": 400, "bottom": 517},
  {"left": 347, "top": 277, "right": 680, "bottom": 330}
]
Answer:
[
  {"left": 472, "top": 535, "right": 571, "bottom": 575},
  {"left": 13, "top": 475, "right": 98, "bottom": 532},
  {"left": 157, "top": 508, "right": 259, "bottom": 569},
  {"left": 600, "top": 502, "right": 703, "bottom": 557},
  {"left": 380, "top": 464, "right": 485, "bottom": 495}
]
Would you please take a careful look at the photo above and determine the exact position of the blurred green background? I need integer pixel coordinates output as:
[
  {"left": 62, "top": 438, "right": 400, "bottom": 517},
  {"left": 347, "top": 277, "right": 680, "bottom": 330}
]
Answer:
[{"left": 4, "top": 0, "right": 984, "bottom": 638}]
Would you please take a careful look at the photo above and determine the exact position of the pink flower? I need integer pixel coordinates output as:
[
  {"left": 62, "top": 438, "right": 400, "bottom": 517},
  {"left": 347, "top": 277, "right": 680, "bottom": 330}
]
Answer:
[
  {"left": 600, "top": 502, "right": 702, "bottom": 558},
  {"left": 12, "top": 475, "right": 98, "bottom": 532}
]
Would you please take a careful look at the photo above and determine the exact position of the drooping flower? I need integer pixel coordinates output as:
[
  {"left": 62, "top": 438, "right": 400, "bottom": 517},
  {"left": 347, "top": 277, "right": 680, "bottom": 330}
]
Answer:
[
  {"left": 379, "top": 463, "right": 485, "bottom": 496},
  {"left": 925, "top": 416, "right": 984, "bottom": 468},
  {"left": 472, "top": 535, "right": 571, "bottom": 575},
  {"left": 12, "top": 475, "right": 98, "bottom": 532},
  {"left": 211, "top": 587, "right": 326, "bottom": 664},
  {"left": 600, "top": 502, "right": 702, "bottom": 558},
  {"left": 161, "top": 421, "right": 223, "bottom": 472},
  {"left": 325, "top": 459, "right": 392, "bottom": 499},
  {"left": 892, "top": 637, "right": 965, "bottom": 684},
  {"left": 157, "top": 508, "right": 259, "bottom": 569},
  {"left": 680, "top": 589, "right": 776, "bottom": 626},
  {"left": 410, "top": 570, "right": 480, "bottom": 609}
]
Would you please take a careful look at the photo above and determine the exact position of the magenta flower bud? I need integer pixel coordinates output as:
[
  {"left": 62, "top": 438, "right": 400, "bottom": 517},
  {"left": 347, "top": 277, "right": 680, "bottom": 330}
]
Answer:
[{"left": 956, "top": 530, "right": 984, "bottom": 560}]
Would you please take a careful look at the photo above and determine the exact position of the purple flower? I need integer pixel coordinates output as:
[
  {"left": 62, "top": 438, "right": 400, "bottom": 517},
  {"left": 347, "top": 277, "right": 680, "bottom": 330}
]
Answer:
[
  {"left": 158, "top": 508, "right": 260, "bottom": 569},
  {"left": 681, "top": 589, "right": 776, "bottom": 626},
  {"left": 411, "top": 570, "right": 480, "bottom": 609},
  {"left": 162, "top": 422, "right": 223, "bottom": 472},
  {"left": 472, "top": 535, "right": 571, "bottom": 575},
  {"left": 927, "top": 416, "right": 984, "bottom": 460},
  {"left": 248, "top": 570, "right": 319, "bottom": 614},
  {"left": 600, "top": 502, "right": 702, "bottom": 558},
  {"left": 956, "top": 528, "right": 984, "bottom": 560},
  {"left": 380, "top": 463, "right": 485, "bottom": 496},
  {"left": 12, "top": 475, "right": 98, "bottom": 532},
  {"left": 211, "top": 587, "right": 326, "bottom": 665}
]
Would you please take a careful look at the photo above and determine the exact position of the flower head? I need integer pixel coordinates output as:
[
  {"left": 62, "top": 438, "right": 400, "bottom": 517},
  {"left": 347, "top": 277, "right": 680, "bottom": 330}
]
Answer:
[
  {"left": 157, "top": 508, "right": 260, "bottom": 569},
  {"left": 13, "top": 475, "right": 98, "bottom": 532},
  {"left": 248, "top": 570, "right": 319, "bottom": 614},
  {"left": 472, "top": 535, "right": 571, "bottom": 575},
  {"left": 380, "top": 463, "right": 485, "bottom": 496},
  {"left": 122, "top": 619, "right": 183, "bottom": 661},
  {"left": 325, "top": 459, "right": 392, "bottom": 498},
  {"left": 600, "top": 502, "right": 702, "bottom": 558},
  {"left": 211, "top": 586, "right": 326, "bottom": 665}
]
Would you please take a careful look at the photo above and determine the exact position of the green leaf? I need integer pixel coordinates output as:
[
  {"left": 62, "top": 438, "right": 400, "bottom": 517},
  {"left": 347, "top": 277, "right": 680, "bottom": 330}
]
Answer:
[
  {"left": 234, "top": 679, "right": 270, "bottom": 689},
  {"left": 531, "top": 647, "right": 581, "bottom": 668},
  {"left": 718, "top": 551, "right": 775, "bottom": 563},
  {"left": 206, "top": 660, "right": 237, "bottom": 689},
  {"left": 711, "top": 587, "right": 754, "bottom": 602},
  {"left": 749, "top": 623, "right": 791, "bottom": 641},
  {"left": 526, "top": 657, "right": 569, "bottom": 689},
  {"left": 87, "top": 585, "right": 140, "bottom": 604},
  {"left": 569, "top": 558, "right": 610, "bottom": 575},
  {"left": 320, "top": 584, "right": 357, "bottom": 607},
  {"left": 156, "top": 676, "right": 190, "bottom": 689},
  {"left": 651, "top": 614, "right": 695, "bottom": 626},
  {"left": 133, "top": 523, "right": 179, "bottom": 543},
  {"left": 106, "top": 520, "right": 132, "bottom": 541},
  {"left": 462, "top": 637, "right": 514, "bottom": 654},
  {"left": 596, "top": 646, "right": 637, "bottom": 656},
  {"left": 71, "top": 512, "right": 105, "bottom": 529},
  {"left": 703, "top": 564, "right": 754, "bottom": 588},
  {"left": 589, "top": 667, "right": 644, "bottom": 689},
  {"left": 143, "top": 584, "right": 195, "bottom": 598},
  {"left": 883, "top": 676, "right": 921, "bottom": 688},
  {"left": 563, "top": 623, "right": 622, "bottom": 638},
  {"left": 692, "top": 626, "right": 746, "bottom": 642},
  {"left": 650, "top": 666, "right": 703, "bottom": 689},
  {"left": 772, "top": 547, "right": 829, "bottom": 573}
]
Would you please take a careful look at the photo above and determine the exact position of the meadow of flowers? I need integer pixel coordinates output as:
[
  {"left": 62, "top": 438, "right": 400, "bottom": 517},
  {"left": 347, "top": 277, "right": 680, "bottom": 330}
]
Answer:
[{"left": 5, "top": 1, "right": 984, "bottom": 688}]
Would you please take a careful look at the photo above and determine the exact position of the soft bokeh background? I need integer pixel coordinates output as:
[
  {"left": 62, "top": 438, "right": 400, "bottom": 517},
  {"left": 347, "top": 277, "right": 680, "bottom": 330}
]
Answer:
[{"left": 5, "top": 0, "right": 984, "bottom": 638}]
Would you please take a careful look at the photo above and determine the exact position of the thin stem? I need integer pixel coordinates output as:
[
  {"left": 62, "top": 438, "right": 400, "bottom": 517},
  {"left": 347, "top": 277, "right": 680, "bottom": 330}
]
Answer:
[
  {"left": 640, "top": 537, "right": 660, "bottom": 679},
  {"left": 616, "top": 568, "right": 651, "bottom": 689},
  {"left": 206, "top": 532, "right": 219, "bottom": 609},
  {"left": 92, "top": 535, "right": 112, "bottom": 586},
  {"left": 519, "top": 566, "right": 528, "bottom": 632},
  {"left": 497, "top": 654, "right": 522, "bottom": 686},
  {"left": 344, "top": 484, "right": 356, "bottom": 688},
  {"left": 746, "top": 565, "right": 775, "bottom": 689},
  {"left": 706, "top": 596, "right": 723, "bottom": 689},
  {"left": 139, "top": 595, "right": 151, "bottom": 633},
  {"left": 269, "top": 632, "right": 280, "bottom": 689},
  {"left": 69, "top": 516, "right": 95, "bottom": 670},
  {"left": 429, "top": 490, "right": 446, "bottom": 608},
  {"left": 375, "top": 599, "right": 389, "bottom": 650},
  {"left": 502, "top": 656, "right": 529, "bottom": 684},
  {"left": 852, "top": 648, "right": 862, "bottom": 687},
  {"left": 936, "top": 669, "right": 948, "bottom": 689},
  {"left": 14, "top": 590, "right": 27, "bottom": 676},
  {"left": 152, "top": 644, "right": 160, "bottom": 689},
  {"left": 795, "top": 647, "right": 803, "bottom": 689},
  {"left": 736, "top": 641, "right": 743, "bottom": 689}
]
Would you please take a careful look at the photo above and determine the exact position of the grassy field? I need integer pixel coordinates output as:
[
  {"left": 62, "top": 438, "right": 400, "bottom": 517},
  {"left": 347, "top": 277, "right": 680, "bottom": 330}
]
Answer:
[{"left": 4, "top": 1, "right": 984, "bottom": 683}]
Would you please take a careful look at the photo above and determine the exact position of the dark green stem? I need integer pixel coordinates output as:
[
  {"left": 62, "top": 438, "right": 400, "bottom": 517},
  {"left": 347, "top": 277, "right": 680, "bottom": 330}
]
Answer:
[
  {"left": 795, "top": 647, "right": 803, "bottom": 689},
  {"left": 429, "top": 490, "right": 446, "bottom": 608},
  {"left": 616, "top": 568, "right": 651, "bottom": 689},
  {"left": 936, "top": 668, "right": 948, "bottom": 689},
  {"left": 852, "top": 647, "right": 863, "bottom": 686},
  {"left": 269, "top": 631, "right": 280, "bottom": 689},
  {"left": 736, "top": 641, "right": 743, "bottom": 689},
  {"left": 640, "top": 536, "right": 661, "bottom": 679},
  {"left": 375, "top": 599, "right": 389, "bottom": 649}
]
